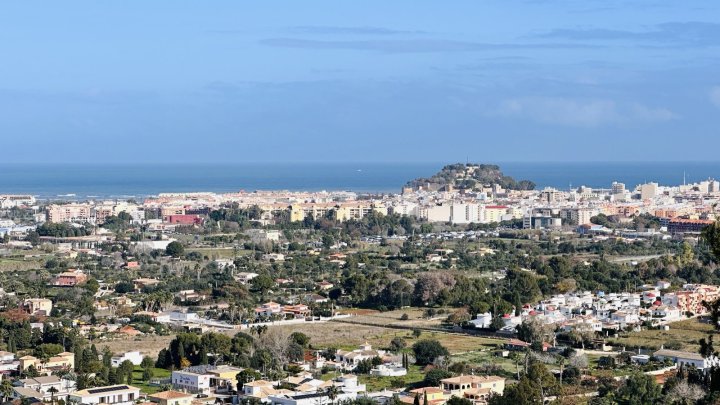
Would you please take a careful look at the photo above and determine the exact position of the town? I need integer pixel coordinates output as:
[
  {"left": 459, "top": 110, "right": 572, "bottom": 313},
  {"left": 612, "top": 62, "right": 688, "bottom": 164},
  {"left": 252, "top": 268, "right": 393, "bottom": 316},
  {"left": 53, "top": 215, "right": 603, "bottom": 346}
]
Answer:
[{"left": 2, "top": 163, "right": 720, "bottom": 405}]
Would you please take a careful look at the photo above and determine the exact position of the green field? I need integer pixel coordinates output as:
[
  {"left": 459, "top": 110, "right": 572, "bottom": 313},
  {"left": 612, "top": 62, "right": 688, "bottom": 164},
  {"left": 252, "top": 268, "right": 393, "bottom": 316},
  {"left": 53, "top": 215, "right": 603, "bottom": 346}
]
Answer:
[
  {"left": 357, "top": 365, "right": 426, "bottom": 391},
  {"left": 130, "top": 366, "right": 171, "bottom": 394}
]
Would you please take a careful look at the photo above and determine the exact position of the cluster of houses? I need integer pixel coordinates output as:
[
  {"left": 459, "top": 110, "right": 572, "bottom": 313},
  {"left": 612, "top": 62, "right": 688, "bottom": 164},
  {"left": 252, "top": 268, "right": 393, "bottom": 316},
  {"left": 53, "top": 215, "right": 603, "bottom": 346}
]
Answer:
[{"left": 469, "top": 282, "right": 720, "bottom": 335}]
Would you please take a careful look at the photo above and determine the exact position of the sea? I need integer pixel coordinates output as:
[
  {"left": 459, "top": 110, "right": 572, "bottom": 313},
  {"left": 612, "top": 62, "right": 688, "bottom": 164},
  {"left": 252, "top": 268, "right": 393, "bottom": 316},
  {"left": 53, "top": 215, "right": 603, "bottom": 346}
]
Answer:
[{"left": 0, "top": 162, "right": 719, "bottom": 200}]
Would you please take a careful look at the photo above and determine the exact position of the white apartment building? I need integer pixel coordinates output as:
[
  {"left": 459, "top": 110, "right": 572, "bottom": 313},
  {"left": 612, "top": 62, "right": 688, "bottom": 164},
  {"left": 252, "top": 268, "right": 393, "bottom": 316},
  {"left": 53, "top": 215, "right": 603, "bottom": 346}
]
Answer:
[
  {"left": 0, "top": 195, "right": 35, "bottom": 209},
  {"left": 171, "top": 369, "right": 211, "bottom": 394},
  {"left": 450, "top": 203, "right": 482, "bottom": 224}
]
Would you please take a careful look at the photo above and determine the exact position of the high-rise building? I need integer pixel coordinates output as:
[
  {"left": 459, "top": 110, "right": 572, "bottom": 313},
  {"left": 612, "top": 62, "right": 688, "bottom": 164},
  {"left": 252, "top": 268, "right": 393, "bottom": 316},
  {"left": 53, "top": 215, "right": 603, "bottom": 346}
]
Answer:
[
  {"left": 640, "top": 182, "right": 659, "bottom": 200},
  {"left": 611, "top": 181, "right": 626, "bottom": 194}
]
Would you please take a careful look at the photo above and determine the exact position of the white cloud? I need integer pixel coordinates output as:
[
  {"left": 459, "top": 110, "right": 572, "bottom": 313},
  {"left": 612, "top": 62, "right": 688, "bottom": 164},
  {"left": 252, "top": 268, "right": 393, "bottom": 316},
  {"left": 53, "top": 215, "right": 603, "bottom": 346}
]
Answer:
[
  {"left": 710, "top": 86, "right": 720, "bottom": 109},
  {"left": 491, "top": 96, "right": 677, "bottom": 127}
]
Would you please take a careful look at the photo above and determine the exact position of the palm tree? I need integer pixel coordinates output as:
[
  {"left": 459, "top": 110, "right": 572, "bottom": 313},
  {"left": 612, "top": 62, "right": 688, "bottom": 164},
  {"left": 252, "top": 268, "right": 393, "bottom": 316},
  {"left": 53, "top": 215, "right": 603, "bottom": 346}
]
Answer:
[
  {"left": 325, "top": 385, "right": 340, "bottom": 405},
  {"left": 47, "top": 385, "right": 59, "bottom": 405}
]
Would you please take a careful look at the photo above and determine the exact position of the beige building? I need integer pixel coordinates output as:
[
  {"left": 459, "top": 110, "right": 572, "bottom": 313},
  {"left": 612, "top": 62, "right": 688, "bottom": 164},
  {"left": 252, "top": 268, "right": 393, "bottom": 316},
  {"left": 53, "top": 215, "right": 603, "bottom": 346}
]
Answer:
[
  {"left": 23, "top": 298, "right": 53, "bottom": 316},
  {"left": 640, "top": 182, "right": 659, "bottom": 200},
  {"left": 483, "top": 206, "right": 509, "bottom": 223},
  {"left": 440, "top": 375, "right": 505, "bottom": 403},
  {"left": 19, "top": 352, "right": 75, "bottom": 374},
  {"left": 47, "top": 204, "right": 92, "bottom": 223},
  {"left": 148, "top": 391, "right": 194, "bottom": 405},
  {"left": 289, "top": 202, "right": 387, "bottom": 222}
]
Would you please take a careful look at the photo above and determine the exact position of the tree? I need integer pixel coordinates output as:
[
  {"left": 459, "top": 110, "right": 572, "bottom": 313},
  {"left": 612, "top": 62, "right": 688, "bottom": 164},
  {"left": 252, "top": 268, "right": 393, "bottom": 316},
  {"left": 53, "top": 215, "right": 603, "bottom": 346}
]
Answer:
[
  {"left": 390, "top": 337, "right": 406, "bottom": 352},
  {"left": 702, "top": 220, "right": 720, "bottom": 262},
  {"left": 326, "top": 385, "right": 340, "bottom": 405},
  {"left": 237, "top": 368, "right": 262, "bottom": 390},
  {"left": 250, "top": 274, "right": 275, "bottom": 298},
  {"left": 489, "top": 315, "right": 505, "bottom": 332},
  {"left": 568, "top": 323, "right": 595, "bottom": 350},
  {"left": 699, "top": 335, "right": 716, "bottom": 357},
  {"left": 165, "top": 241, "right": 185, "bottom": 258},
  {"left": 516, "top": 318, "right": 553, "bottom": 347},
  {"left": 423, "top": 369, "right": 452, "bottom": 386},
  {"left": 446, "top": 398, "right": 472, "bottom": 405},
  {"left": 665, "top": 380, "right": 705, "bottom": 405},
  {"left": 414, "top": 273, "right": 456, "bottom": 305},
  {"left": 141, "top": 356, "right": 155, "bottom": 370},
  {"left": 1, "top": 379, "right": 13, "bottom": 402},
  {"left": 615, "top": 372, "right": 662, "bottom": 405},
  {"left": 290, "top": 332, "right": 310, "bottom": 348},
  {"left": 412, "top": 340, "right": 449, "bottom": 366},
  {"left": 47, "top": 385, "right": 59, "bottom": 404}
]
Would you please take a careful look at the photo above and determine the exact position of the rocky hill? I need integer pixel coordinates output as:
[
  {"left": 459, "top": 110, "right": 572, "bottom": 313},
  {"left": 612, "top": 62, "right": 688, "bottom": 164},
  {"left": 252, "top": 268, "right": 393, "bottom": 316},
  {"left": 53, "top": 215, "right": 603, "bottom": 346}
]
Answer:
[{"left": 405, "top": 163, "right": 535, "bottom": 191}]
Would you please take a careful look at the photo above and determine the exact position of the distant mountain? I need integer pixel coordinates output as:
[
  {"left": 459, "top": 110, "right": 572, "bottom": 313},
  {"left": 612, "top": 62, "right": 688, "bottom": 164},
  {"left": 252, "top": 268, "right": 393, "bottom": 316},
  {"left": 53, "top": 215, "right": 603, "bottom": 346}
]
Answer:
[{"left": 405, "top": 163, "right": 536, "bottom": 191}]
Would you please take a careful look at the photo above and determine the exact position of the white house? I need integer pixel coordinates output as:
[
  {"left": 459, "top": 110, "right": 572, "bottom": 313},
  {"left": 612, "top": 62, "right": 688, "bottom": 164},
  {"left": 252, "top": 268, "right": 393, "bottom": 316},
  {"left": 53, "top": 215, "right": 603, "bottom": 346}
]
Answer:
[
  {"left": 235, "top": 272, "right": 259, "bottom": 284},
  {"left": 111, "top": 351, "right": 143, "bottom": 367},
  {"left": 69, "top": 385, "right": 140, "bottom": 405},
  {"left": 652, "top": 306, "right": 681, "bottom": 321},
  {"left": 468, "top": 312, "right": 493, "bottom": 329},
  {"left": 0, "top": 351, "right": 19, "bottom": 374},
  {"left": 12, "top": 376, "right": 76, "bottom": 402},
  {"left": 653, "top": 349, "right": 711, "bottom": 370},
  {"left": 369, "top": 364, "right": 407, "bottom": 377},
  {"left": 335, "top": 343, "right": 385, "bottom": 370}
]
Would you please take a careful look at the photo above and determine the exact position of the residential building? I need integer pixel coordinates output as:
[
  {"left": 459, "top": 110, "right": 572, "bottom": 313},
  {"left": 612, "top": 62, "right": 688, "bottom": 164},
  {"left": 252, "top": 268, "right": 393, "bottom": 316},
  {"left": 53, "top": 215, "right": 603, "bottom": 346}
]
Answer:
[
  {"left": 369, "top": 364, "right": 407, "bottom": 377},
  {"left": 483, "top": 206, "right": 508, "bottom": 223},
  {"left": 0, "top": 195, "right": 35, "bottom": 209},
  {"left": 19, "top": 352, "right": 75, "bottom": 374},
  {"left": 23, "top": 298, "right": 53, "bottom": 316},
  {"left": 335, "top": 342, "right": 385, "bottom": 370},
  {"left": 47, "top": 204, "right": 93, "bottom": 223},
  {"left": 667, "top": 218, "right": 713, "bottom": 234},
  {"left": 653, "top": 349, "right": 710, "bottom": 370},
  {"left": 255, "top": 302, "right": 283, "bottom": 318},
  {"left": 0, "top": 351, "right": 19, "bottom": 375},
  {"left": 69, "top": 385, "right": 140, "bottom": 405},
  {"left": 53, "top": 269, "right": 88, "bottom": 286},
  {"left": 148, "top": 391, "right": 194, "bottom": 405},
  {"left": 171, "top": 365, "right": 239, "bottom": 394},
  {"left": 468, "top": 313, "right": 493, "bottom": 329},
  {"left": 111, "top": 351, "right": 143, "bottom": 367},
  {"left": 12, "top": 376, "right": 76, "bottom": 402},
  {"left": 440, "top": 375, "right": 505, "bottom": 403},
  {"left": 640, "top": 182, "right": 659, "bottom": 200}
]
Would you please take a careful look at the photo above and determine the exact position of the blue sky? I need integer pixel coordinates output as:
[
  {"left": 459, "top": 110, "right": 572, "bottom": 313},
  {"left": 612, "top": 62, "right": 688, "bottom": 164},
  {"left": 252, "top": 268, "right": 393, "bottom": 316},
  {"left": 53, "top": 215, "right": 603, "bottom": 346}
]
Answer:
[{"left": 1, "top": 1, "right": 719, "bottom": 163}]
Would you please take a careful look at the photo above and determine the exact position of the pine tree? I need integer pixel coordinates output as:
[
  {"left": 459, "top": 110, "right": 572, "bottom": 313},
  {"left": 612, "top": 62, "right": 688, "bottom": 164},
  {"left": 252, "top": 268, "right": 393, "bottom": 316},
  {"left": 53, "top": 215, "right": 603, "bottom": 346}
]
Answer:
[{"left": 175, "top": 343, "right": 185, "bottom": 369}]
